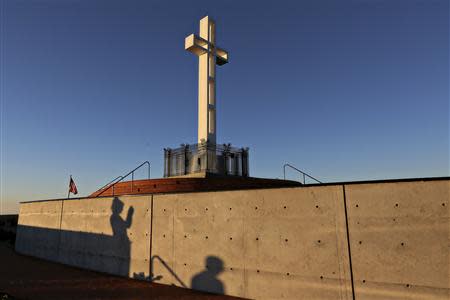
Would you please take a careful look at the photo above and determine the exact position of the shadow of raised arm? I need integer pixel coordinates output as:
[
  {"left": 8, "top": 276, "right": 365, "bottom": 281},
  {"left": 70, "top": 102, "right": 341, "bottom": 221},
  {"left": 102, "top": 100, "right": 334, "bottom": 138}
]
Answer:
[{"left": 126, "top": 206, "right": 134, "bottom": 228}]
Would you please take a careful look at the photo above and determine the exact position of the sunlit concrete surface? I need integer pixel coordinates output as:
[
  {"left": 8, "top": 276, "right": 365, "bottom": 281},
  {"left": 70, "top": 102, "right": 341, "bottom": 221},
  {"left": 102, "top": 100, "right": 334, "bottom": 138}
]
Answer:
[{"left": 15, "top": 178, "right": 450, "bottom": 299}]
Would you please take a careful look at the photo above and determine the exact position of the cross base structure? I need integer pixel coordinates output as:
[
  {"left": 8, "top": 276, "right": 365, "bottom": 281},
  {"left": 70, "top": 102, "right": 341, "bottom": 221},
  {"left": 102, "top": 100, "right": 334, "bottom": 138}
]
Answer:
[{"left": 164, "top": 142, "right": 249, "bottom": 178}]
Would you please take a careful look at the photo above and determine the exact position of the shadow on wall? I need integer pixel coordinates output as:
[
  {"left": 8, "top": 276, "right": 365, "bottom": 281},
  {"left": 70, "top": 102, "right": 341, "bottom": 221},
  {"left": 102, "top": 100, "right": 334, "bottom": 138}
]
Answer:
[
  {"left": 110, "top": 197, "right": 134, "bottom": 276},
  {"left": 147, "top": 255, "right": 225, "bottom": 295},
  {"left": 15, "top": 197, "right": 134, "bottom": 277},
  {"left": 191, "top": 256, "right": 225, "bottom": 294},
  {"left": 16, "top": 198, "right": 227, "bottom": 295}
]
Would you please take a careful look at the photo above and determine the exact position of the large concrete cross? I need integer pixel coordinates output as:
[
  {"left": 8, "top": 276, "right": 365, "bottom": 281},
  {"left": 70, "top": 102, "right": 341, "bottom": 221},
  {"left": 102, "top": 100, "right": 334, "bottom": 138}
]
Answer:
[{"left": 185, "top": 16, "right": 228, "bottom": 145}]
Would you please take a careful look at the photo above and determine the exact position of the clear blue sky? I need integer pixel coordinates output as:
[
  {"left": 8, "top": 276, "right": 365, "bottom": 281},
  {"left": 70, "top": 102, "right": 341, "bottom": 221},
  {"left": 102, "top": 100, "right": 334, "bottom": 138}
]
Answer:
[{"left": 1, "top": 0, "right": 448, "bottom": 214}]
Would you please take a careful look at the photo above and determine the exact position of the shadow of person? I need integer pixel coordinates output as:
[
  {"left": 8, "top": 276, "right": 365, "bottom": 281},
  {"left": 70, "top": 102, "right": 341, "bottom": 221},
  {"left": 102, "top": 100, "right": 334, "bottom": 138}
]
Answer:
[
  {"left": 191, "top": 256, "right": 225, "bottom": 294},
  {"left": 110, "top": 197, "right": 134, "bottom": 277}
]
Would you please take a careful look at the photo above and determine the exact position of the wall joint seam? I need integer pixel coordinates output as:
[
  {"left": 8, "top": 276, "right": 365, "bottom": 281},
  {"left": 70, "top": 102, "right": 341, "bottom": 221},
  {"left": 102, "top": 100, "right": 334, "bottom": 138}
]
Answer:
[{"left": 343, "top": 185, "right": 356, "bottom": 300}]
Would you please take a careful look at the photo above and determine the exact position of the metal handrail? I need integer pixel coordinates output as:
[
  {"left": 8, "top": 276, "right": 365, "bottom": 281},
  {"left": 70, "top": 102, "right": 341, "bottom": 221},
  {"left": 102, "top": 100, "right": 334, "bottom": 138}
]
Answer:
[
  {"left": 283, "top": 163, "right": 322, "bottom": 184},
  {"left": 96, "top": 161, "right": 151, "bottom": 197},
  {"left": 97, "top": 176, "right": 123, "bottom": 192}
]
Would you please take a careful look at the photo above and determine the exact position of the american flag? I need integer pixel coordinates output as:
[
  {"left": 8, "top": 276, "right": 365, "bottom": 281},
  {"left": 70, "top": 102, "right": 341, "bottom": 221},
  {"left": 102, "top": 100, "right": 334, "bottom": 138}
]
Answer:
[{"left": 69, "top": 176, "right": 78, "bottom": 195}]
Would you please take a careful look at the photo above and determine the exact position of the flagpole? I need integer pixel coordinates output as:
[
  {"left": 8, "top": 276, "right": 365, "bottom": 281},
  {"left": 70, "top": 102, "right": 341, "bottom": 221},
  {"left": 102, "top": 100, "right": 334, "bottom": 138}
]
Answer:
[{"left": 67, "top": 175, "right": 71, "bottom": 199}]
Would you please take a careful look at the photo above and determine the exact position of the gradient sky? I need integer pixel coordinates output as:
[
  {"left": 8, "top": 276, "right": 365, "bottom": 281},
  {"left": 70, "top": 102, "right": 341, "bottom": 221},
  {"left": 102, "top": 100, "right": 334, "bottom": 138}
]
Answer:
[{"left": 1, "top": 0, "right": 448, "bottom": 214}]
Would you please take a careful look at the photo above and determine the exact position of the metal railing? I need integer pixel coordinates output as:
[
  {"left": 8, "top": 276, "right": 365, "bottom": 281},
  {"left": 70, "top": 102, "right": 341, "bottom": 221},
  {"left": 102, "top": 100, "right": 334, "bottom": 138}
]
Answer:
[
  {"left": 283, "top": 163, "right": 322, "bottom": 184},
  {"left": 164, "top": 142, "right": 249, "bottom": 177},
  {"left": 97, "top": 176, "right": 123, "bottom": 193},
  {"left": 96, "top": 161, "right": 151, "bottom": 197}
]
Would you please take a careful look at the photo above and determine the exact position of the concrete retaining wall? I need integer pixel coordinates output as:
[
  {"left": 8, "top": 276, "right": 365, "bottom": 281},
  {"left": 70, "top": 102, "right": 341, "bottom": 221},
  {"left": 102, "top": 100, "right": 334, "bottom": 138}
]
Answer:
[
  {"left": 16, "top": 196, "right": 152, "bottom": 278},
  {"left": 15, "top": 179, "right": 450, "bottom": 299},
  {"left": 345, "top": 181, "right": 449, "bottom": 300},
  {"left": 16, "top": 200, "right": 63, "bottom": 260},
  {"left": 151, "top": 186, "right": 353, "bottom": 299}
]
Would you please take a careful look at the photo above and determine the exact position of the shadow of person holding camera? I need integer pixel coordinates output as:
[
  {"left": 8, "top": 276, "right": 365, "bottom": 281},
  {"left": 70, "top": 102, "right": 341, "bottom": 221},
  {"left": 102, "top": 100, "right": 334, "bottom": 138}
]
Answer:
[{"left": 110, "top": 197, "right": 134, "bottom": 276}]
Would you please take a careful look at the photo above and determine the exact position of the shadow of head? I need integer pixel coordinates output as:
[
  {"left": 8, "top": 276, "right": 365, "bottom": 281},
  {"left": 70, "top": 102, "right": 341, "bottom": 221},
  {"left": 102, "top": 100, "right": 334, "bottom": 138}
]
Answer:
[
  {"left": 205, "top": 256, "right": 224, "bottom": 275},
  {"left": 111, "top": 197, "right": 124, "bottom": 215},
  {"left": 191, "top": 256, "right": 225, "bottom": 294}
]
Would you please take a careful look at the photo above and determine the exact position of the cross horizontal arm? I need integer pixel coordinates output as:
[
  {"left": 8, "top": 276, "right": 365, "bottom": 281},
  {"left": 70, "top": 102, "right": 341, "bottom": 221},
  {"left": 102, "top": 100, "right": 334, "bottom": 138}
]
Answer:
[
  {"left": 185, "top": 34, "right": 208, "bottom": 56},
  {"left": 185, "top": 34, "right": 229, "bottom": 65},
  {"left": 216, "top": 47, "right": 228, "bottom": 65}
]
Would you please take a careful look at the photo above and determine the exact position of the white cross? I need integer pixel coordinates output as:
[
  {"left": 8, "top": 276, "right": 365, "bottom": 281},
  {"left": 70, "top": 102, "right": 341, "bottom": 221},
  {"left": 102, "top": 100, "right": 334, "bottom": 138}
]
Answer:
[{"left": 185, "top": 16, "right": 229, "bottom": 145}]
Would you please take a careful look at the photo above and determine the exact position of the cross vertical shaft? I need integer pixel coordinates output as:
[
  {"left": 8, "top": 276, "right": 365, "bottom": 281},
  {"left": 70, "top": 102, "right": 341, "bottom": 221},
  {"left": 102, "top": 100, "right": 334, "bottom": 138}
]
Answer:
[
  {"left": 199, "top": 17, "right": 216, "bottom": 144},
  {"left": 185, "top": 16, "right": 228, "bottom": 145}
]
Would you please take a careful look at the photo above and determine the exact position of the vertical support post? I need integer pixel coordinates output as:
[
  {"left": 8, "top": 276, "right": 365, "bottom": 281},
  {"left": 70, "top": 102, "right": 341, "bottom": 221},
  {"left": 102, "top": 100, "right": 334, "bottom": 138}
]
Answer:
[
  {"left": 166, "top": 149, "right": 172, "bottom": 177},
  {"left": 163, "top": 149, "right": 167, "bottom": 177},
  {"left": 67, "top": 175, "right": 72, "bottom": 199},
  {"left": 241, "top": 148, "right": 249, "bottom": 177},
  {"left": 131, "top": 172, "right": 134, "bottom": 193},
  {"left": 223, "top": 145, "right": 229, "bottom": 176},
  {"left": 184, "top": 144, "right": 189, "bottom": 175}
]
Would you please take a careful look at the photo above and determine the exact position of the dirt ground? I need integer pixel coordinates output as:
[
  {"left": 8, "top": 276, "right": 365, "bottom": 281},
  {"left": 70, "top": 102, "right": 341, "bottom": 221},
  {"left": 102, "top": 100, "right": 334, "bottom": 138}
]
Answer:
[{"left": 0, "top": 242, "right": 245, "bottom": 300}]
